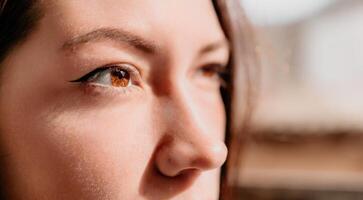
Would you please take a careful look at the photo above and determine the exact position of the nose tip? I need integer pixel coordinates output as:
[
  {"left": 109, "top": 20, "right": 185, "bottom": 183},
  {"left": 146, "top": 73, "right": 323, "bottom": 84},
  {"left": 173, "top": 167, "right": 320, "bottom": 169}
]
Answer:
[{"left": 155, "top": 138, "right": 228, "bottom": 177}]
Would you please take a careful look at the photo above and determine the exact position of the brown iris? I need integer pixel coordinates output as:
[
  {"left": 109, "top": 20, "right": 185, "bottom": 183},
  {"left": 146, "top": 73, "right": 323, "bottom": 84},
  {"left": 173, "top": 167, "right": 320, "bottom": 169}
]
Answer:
[
  {"left": 202, "top": 68, "right": 216, "bottom": 78},
  {"left": 201, "top": 65, "right": 220, "bottom": 79},
  {"left": 110, "top": 68, "right": 130, "bottom": 87}
]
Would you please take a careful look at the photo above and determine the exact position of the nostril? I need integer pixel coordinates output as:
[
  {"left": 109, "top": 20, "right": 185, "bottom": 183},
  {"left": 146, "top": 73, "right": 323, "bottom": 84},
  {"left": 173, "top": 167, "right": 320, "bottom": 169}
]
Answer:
[
  {"left": 155, "top": 143, "right": 228, "bottom": 178},
  {"left": 175, "top": 168, "right": 201, "bottom": 177},
  {"left": 155, "top": 162, "right": 201, "bottom": 185}
]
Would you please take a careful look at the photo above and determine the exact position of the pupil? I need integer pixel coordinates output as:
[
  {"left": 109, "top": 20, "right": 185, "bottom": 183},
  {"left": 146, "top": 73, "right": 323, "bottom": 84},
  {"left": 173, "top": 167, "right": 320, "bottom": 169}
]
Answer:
[
  {"left": 110, "top": 68, "right": 130, "bottom": 87},
  {"left": 112, "top": 68, "right": 129, "bottom": 79}
]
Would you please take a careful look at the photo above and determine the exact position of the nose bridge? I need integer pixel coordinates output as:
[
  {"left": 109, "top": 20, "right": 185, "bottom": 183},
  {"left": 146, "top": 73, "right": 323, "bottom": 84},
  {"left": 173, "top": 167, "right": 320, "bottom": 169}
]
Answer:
[
  {"left": 154, "top": 86, "right": 227, "bottom": 177},
  {"left": 163, "top": 82, "right": 212, "bottom": 145}
]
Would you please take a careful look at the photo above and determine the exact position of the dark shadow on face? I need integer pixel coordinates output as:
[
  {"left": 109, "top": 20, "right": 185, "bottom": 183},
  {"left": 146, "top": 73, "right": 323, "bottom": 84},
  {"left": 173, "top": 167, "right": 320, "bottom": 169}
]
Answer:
[{"left": 139, "top": 134, "right": 201, "bottom": 200}]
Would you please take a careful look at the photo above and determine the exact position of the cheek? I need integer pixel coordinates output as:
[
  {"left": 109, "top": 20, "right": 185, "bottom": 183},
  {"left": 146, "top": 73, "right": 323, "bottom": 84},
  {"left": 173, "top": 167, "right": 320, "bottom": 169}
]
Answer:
[
  {"left": 0, "top": 87, "right": 155, "bottom": 197},
  {"left": 46, "top": 106, "right": 152, "bottom": 161},
  {"left": 47, "top": 108, "right": 153, "bottom": 193}
]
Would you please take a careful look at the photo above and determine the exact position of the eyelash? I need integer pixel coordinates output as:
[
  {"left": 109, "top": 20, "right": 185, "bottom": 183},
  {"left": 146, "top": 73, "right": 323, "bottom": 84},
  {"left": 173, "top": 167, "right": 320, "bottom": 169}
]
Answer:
[
  {"left": 70, "top": 62, "right": 229, "bottom": 94},
  {"left": 198, "top": 63, "right": 230, "bottom": 88},
  {"left": 70, "top": 64, "right": 142, "bottom": 89}
]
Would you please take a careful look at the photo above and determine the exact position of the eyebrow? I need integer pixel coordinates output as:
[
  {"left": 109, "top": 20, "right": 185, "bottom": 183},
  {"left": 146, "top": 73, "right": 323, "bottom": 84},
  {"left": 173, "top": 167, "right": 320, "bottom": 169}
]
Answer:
[
  {"left": 61, "top": 27, "right": 229, "bottom": 56},
  {"left": 62, "top": 27, "right": 158, "bottom": 54},
  {"left": 199, "top": 39, "right": 230, "bottom": 56}
]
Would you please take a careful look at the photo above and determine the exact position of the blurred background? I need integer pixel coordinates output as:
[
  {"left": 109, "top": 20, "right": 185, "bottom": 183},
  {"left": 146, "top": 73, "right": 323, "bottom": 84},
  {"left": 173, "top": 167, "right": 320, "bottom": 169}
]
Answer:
[{"left": 238, "top": 0, "right": 363, "bottom": 199}]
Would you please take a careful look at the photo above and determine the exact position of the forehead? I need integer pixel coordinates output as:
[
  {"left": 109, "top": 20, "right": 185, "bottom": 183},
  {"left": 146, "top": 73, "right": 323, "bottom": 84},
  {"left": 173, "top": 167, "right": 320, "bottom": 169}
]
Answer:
[{"left": 45, "top": 0, "right": 225, "bottom": 48}]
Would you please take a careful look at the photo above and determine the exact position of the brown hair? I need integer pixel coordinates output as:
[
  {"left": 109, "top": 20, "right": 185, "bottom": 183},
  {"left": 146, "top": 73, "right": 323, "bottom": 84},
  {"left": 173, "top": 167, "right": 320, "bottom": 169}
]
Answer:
[
  {"left": 0, "top": 0, "right": 43, "bottom": 63},
  {"left": 0, "top": 0, "right": 258, "bottom": 199},
  {"left": 213, "top": 0, "right": 259, "bottom": 199}
]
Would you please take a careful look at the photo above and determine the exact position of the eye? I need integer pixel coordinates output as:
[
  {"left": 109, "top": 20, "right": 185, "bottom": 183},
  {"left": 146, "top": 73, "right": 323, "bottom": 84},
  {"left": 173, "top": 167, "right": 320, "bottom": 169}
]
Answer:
[
  {"left": 196, "top": 63, "right": 229, "bottom": 88},
  {"left": 70, "top": 64, "right": 140, "bottom": 88},
  {"left": 201, "top": 64, "right": 224, "bottom": 78}
]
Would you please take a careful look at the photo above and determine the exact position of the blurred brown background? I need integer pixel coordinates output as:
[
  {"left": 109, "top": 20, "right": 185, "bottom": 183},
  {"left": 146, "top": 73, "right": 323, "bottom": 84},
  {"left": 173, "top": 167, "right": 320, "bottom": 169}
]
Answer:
[{"left": 238, "top": 0, "right": 363, "bottom": 199}]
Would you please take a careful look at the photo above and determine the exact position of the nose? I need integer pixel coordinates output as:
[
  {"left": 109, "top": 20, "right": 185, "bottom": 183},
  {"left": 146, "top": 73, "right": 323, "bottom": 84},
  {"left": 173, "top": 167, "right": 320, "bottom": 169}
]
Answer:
[
  {"left": 156, "top": 137, "right": 227, "bottom": 177},
  {"left": 155, "top": 99, "right": 228, "bottom": 177}
]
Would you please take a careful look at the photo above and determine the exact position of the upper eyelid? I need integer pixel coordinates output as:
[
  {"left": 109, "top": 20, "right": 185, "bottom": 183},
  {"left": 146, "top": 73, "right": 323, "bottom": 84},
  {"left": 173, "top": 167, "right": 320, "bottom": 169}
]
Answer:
[
  {"left": 69, "top": 67, "right": 107, "bottom": 83},
  {"left": 199, "top": 63, "right": 231, "bottom": 78},
  {"left": 194, "top": 61, "right": 229, "bottom": 73},
  {"left": 69, "top": 63, "right": 140, "bottom": 83}
]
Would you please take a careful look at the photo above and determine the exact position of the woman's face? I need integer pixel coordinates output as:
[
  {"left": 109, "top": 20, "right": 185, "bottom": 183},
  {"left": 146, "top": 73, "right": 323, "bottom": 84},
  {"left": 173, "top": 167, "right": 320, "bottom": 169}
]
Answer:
[{"left": 0, "top": 0, "right": 229, "bottom": 199}]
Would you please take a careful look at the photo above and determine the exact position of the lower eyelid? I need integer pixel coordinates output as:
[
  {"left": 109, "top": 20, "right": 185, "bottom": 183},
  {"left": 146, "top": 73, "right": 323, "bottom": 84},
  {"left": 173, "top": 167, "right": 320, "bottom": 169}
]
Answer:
[{"left": 82, "top": 82, "right": 143, "bottom": 97}]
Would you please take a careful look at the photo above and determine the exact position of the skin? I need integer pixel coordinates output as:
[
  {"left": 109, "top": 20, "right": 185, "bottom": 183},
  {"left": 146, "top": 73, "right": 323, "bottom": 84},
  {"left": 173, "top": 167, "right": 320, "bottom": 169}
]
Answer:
[{"left": 0, "top": 0, "right": 229, "bottom": 199}]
